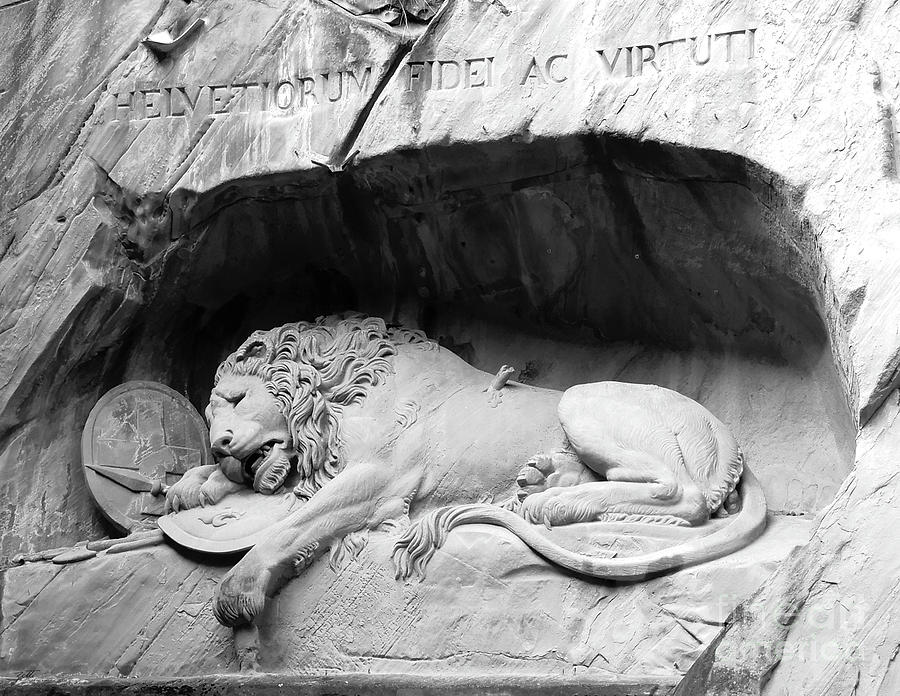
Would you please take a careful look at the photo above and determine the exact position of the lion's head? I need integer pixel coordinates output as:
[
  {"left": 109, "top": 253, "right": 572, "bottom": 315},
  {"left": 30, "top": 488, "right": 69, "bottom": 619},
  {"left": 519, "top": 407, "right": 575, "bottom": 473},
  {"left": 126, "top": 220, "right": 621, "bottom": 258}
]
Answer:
[{"left": 207, "top": 315, "right": 398, "bottom": 498}]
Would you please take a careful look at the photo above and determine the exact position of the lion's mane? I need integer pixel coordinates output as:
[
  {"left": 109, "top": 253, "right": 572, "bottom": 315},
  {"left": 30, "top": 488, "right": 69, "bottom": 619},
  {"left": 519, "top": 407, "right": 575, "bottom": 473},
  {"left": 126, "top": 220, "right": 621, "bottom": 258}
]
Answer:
[{"left": 214, "top": 315, "right": 425, "bottom": 499}]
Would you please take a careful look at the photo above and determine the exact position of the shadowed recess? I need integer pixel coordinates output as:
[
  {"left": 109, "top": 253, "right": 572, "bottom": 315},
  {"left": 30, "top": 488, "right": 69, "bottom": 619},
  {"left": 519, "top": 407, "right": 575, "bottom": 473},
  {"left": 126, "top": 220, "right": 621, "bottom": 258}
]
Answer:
[{"left": 118, "top": 133, "right": 853, "bottom": 518}]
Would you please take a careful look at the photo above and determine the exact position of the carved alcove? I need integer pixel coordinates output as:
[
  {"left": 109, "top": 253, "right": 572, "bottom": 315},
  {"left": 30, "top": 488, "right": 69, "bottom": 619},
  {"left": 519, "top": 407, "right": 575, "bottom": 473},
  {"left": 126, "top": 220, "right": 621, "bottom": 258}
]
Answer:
[
  {"left": 126, "top": 133, "right": 855, "bottom": 520},
  {"left": 0, "top": 131, "right": 861, "bottom": 682},
  {"left": 4, "top": 0, "right": 900, "bottom": 686},
  {"left": 26, "top": 132, "right": 840, "bottom": 676}
]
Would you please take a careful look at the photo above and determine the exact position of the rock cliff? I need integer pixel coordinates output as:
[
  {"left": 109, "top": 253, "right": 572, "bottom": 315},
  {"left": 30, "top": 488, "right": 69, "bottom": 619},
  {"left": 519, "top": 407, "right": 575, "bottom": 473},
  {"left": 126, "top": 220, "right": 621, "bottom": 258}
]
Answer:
[{"left": 2, "top": 0, "right": 900, "bottom": 692}]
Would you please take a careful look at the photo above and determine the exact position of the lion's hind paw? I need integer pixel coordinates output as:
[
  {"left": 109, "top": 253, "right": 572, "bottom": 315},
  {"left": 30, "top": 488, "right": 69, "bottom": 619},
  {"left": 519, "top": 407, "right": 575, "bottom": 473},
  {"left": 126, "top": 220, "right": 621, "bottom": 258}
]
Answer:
[
  {"left": 515, "top": 454, "right": 556, "bottom": 501},
  {"left": 519, "top": 489, "right": 572, "bottom": 529}
]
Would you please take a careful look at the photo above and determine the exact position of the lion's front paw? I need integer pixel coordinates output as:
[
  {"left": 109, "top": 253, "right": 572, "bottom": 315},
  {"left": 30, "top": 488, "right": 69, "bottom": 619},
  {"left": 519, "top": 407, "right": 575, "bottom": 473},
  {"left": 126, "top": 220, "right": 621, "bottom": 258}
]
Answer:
[
  {"left": 199, "top": 473, "right": 241, "bottom": 507},
  {"left": 213, "top": 565, "right": 270, "bottom": 628},
  {"left": 165, "top": 475, "right": 203, "bottom": 513}
]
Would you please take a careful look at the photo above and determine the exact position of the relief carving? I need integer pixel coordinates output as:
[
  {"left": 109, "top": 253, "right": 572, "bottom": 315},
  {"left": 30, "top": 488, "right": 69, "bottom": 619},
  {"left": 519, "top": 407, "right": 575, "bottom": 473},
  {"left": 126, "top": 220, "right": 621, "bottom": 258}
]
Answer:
[{"left": 153, "top": 314, "right": 767, "bottom": 628}]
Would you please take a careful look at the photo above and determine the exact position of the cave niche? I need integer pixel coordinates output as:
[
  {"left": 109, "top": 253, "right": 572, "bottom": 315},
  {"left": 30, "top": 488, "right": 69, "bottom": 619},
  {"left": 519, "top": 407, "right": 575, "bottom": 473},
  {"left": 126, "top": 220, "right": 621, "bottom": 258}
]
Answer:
[{"left": 125, "top": 133, "right": 855, "bottom": 518}]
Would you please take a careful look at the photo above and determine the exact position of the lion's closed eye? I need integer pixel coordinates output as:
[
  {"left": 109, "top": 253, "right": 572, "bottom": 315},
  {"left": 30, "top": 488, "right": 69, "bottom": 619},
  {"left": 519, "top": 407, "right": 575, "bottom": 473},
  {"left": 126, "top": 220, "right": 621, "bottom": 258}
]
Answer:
[
  {"left": 211, "top": 389, "right": 244, "bottom": 407},
  {"left": 226, "top": 392, "right": 246, "bottom": 406}
]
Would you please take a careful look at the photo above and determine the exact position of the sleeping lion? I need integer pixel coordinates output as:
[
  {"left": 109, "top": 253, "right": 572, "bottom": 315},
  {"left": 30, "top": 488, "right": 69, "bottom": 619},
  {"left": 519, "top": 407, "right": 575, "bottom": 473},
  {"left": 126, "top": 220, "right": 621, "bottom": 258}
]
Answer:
[{"left": 163, "top": 314, "right": 766, "bottom": 627}]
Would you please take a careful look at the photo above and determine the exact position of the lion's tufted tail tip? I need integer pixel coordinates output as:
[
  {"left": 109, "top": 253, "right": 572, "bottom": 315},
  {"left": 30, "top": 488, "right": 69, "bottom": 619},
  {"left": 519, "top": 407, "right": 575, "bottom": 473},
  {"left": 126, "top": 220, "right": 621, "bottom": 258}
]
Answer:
[{"left": 391, "top": 506, "right": 460, "bottom": 580}]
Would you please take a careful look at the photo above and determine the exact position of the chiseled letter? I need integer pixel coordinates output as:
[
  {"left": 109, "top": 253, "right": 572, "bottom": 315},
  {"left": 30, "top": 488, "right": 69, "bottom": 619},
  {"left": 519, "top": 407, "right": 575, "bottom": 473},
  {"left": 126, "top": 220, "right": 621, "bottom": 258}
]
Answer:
[
  {"left": 438, "top": 61, "right": 461, "bottom": 90},
  {"left": 170, "top": 86, "right": 201, "bottom": 117},
  {"left": 465, "top": 58, "right": 489, "bottom": 88},
  {"left": 597, "top": 47, "right": 624, "bottom": 76},
  {"left": 211, "top": 85, "right": 232, "bottom": 114},
  {"left": 142, "top": 89, "right": 163, "bottom": 119},
  {"left": 112, "top": 91, "right": 133, "bottom": 122},
  {"left": 715, "top": 29, "right": 746, "bottom": 62},
  {"left": 545, "top": 54, "right": 568, "bottom": 83},
  {"left": 406, "top": 61, "right": 426, "bottom": 91},
  {"left": 275, "top": 80, "right": 295, "bottom": 110},
  {"left": 635, "top": 45, "right": 659, "bottom": 75},
  {"left": 347, "top": 66, "right": 372, "bottom": 95},
  {"left": 519, "top": 57, "right": 545, "bottom": 85}
]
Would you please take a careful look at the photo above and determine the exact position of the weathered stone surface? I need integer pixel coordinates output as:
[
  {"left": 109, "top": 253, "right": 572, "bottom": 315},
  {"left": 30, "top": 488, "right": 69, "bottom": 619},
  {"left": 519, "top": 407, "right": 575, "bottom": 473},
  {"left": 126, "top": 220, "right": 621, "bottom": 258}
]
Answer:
[
  {"left": 1, "top": 0, "right": 900, "bottom": 691},
  {"left": 0, "top": 0, "right": 864, "bottom": 553},
  {"left": 678, "top": 389, "right": 900, "bottom": 695},
  {"left": 0, "top": 516, "right": 809, "bottom": 680}
]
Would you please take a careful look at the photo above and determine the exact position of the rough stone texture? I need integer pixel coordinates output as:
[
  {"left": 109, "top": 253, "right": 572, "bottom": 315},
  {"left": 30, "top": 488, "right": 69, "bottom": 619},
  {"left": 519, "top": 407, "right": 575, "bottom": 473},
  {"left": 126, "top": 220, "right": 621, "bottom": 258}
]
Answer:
[
  {"left": 0, "top": 517, "right": 809, "bottom": 680},
  {"left": 0, "top": 0, "right": 862, "bottom": 552},
  {"left": 1, "top": 0, "right": 900, "bottom": 691},
  {"left": 677, "top": 390, "right": 900, "bottom": 695}
]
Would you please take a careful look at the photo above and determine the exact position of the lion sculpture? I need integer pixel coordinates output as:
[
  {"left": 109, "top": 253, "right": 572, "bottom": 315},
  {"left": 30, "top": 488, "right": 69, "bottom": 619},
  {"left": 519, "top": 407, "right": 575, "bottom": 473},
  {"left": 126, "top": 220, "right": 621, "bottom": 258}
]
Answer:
[{"left": 164, "top": 314, "right": 767, "bottom": 627}]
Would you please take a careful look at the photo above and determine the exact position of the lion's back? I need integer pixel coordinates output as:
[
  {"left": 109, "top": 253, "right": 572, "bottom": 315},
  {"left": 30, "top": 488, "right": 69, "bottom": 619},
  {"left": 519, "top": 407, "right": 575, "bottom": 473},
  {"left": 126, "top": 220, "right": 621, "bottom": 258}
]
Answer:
[
  {"left": 384, "top": 343, "right": 567, "bottom": 506},
  {"left": 391, "top": 341, "right": 492, "bottom": 391}
]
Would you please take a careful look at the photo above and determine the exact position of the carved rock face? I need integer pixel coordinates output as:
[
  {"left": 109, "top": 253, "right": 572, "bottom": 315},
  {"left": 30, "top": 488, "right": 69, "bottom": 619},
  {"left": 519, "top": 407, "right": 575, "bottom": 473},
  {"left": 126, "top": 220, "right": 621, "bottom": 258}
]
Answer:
[
  {"left": 205, "top": 374, "right": 294, "bottom": 493},
  {"left": 3, "top": 0, "right": 899, "bottom": 689},
  {"left": 331, "top": 0, "right": 441, "bottom": 24}
]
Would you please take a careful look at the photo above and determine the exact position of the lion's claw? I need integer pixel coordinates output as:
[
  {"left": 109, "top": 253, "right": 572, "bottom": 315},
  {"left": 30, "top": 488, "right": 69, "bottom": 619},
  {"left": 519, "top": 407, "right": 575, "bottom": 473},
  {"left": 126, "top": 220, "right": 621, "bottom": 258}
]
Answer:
[
  {"left": 517, "top": 466, "right": 544, "bottom": 486},
  {"left": 198, "top": 474, "right": 236, "bottom": 508},
  {"left": 214, "top": 564, "right": 270, "bottom": 628},
  {"left": 165, "top": 493, "right": 182, "bottom": 514},
  {"left": 165, "top": 476, "right": 204, "bottom": 513},
  {"left": 530, "top": 454, "right": 556, "bottom": 475},
  {"left": 515, "top": 452, "right": 590, "bottom": 506},
  {"left": 520, "top": 489, "right": 563, "bottom": 529},
  {"left": 515, "top": 454, "right": 556, "bottom": 501}
]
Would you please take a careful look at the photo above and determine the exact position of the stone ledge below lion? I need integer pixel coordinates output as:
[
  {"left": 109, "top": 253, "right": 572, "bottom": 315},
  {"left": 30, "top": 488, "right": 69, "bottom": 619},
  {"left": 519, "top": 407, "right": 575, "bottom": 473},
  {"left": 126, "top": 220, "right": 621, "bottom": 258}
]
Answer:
[{"left": 0, "top": 516, "right": 810, "bottom": 680}]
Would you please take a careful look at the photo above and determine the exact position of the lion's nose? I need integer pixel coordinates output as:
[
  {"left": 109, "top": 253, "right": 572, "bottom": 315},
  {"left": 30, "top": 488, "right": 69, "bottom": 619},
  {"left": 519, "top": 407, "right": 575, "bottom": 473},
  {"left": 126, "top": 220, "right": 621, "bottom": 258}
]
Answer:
[{"left": 211, "top": 432, "right": 233, "bottom": 457}]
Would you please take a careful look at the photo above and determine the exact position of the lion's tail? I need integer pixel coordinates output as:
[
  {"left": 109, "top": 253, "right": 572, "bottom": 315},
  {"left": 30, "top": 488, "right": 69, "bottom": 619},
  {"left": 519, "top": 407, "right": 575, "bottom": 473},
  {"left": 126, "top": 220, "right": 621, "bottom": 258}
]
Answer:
[{"left": 392, "top": 466, "right": 767, "bottom": 581}]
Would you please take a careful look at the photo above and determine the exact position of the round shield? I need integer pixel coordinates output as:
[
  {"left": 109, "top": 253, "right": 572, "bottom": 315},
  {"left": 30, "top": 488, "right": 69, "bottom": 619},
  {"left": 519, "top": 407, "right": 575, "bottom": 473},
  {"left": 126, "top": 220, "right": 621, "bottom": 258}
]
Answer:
[
  {"left": 82, "top": 381, "right": 211, "bottom": 533},
  {"left": 158, "top": 487, "right": 302, "bottom": 554}
]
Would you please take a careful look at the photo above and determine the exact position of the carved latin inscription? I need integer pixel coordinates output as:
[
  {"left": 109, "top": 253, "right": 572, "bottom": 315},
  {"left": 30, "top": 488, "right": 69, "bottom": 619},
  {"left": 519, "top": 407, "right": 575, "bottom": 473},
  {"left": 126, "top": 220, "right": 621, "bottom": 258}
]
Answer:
[
  {"left": 597, "top": 28, "right": 757, "bottom": 78},
  {"left": 402, "top": 26, "right": 757, "bottom": 93},
  {"left": 104, "top": 26, "right": 758, "bottom": 123},
  {"left": 405, "top": 57, "right": 495, "bottom": 91},
  {"left": 108, "top": 67, "right": 373, "bottom": 123}
]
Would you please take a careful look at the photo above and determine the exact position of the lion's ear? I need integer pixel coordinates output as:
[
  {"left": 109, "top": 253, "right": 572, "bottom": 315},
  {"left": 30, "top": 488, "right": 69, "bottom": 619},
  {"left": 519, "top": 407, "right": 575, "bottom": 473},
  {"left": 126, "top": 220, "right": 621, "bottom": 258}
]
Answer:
[
  {"left": 237, "top": 340, "right": 267, "bottom": 363},
  {"left": 246, "top": 342, "right": 266, "bottom": 358}
]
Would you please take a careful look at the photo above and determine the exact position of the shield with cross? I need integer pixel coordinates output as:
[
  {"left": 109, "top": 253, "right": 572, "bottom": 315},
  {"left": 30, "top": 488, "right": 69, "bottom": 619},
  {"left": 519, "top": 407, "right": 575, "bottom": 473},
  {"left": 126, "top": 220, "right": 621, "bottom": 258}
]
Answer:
[{"left": 81, "top": 381, "right": 211, "bottom": 532}]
